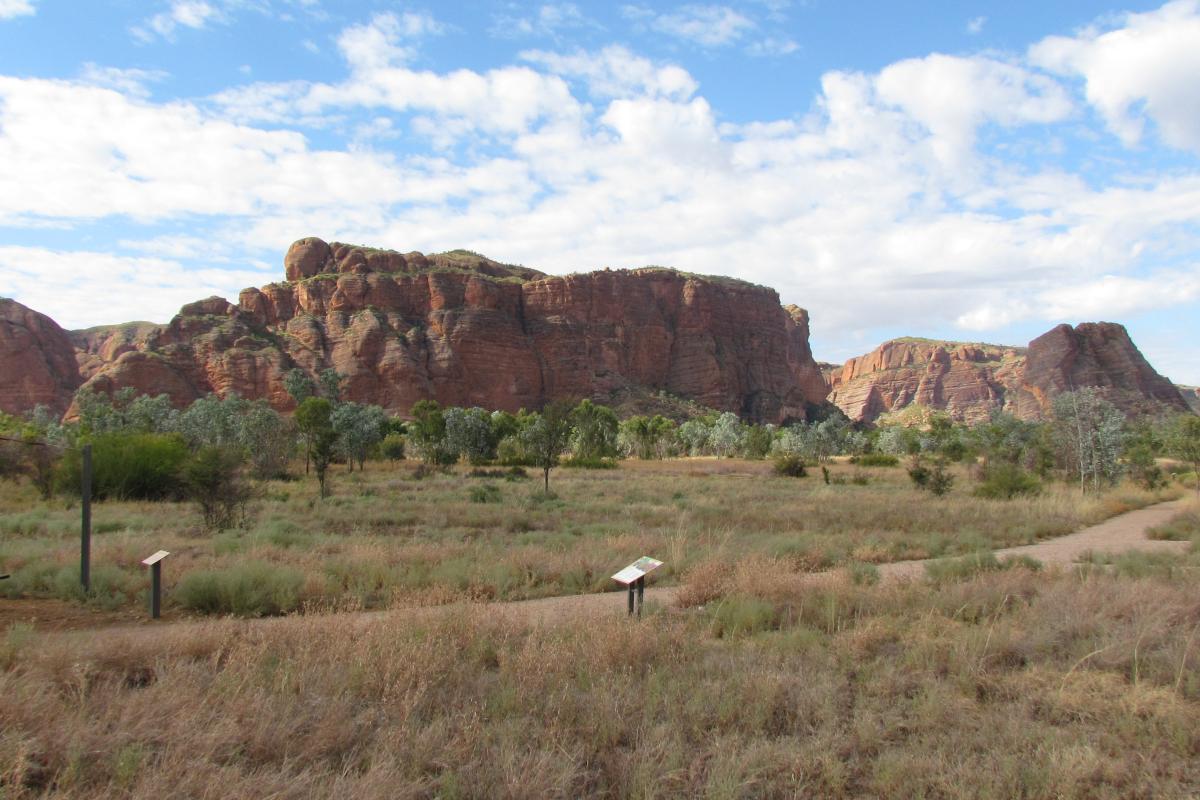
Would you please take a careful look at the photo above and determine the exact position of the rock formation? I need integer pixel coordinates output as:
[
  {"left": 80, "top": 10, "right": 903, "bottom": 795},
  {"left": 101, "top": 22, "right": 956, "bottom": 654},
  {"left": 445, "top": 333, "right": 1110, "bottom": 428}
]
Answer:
[
  {"left": 0, "top": 239, "right": 828, "bottom": 423},
  {"left": 829, "top": 324, "right": 1189, "bottom": 423},
  {"left": 0, "top": 298, "right": 81, "bottom": 416},
  {"left": 1178, "top": 386, "right": 1200, "bottom": 415}
]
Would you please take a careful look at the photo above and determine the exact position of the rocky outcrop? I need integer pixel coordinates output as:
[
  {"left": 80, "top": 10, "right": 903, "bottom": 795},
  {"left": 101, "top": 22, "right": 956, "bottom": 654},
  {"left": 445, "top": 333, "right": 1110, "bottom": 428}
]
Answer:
[
  {"left": 3, "top": 239, "right": 828, "bottom": 423},
  {"left": 1178, "top": 386, "right": 1200, "bottom": 414},
  {"left": 829, "top": 324, "right": 1189, "bottom": 423},
  {"left": 0, "top": 298, "right": 82, "bottom": 416}
]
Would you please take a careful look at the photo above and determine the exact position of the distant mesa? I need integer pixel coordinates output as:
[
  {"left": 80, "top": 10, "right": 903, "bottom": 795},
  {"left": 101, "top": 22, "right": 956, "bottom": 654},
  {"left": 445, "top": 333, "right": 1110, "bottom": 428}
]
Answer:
[
  {"left": 0, "top": 236, "right": 1190, "bottom": 424},
  {"left": 0, "top": 237, "right": 826, "bottom": 423},
  {"left": 827, "top": 324, "right": 1189, "bottom": 424}
]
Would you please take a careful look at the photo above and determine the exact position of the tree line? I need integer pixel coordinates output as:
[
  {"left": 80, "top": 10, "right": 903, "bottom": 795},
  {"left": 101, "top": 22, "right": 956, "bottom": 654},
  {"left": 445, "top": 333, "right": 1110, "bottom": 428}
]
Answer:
[{"left": 2, "top": 376, "right": 1198, "bottom": 530}]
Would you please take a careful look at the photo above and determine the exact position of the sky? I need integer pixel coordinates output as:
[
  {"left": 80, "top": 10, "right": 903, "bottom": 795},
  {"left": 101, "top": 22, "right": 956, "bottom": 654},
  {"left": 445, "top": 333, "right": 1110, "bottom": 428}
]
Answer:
[{"left": 0, "top": 1, "right": 1198, "bottom": 383}]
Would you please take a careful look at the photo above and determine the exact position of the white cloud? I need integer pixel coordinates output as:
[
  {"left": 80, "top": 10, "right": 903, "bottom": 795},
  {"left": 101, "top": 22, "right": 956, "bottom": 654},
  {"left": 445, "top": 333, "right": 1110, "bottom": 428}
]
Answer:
[
  {"left": 132, "top": 0, "right": 222, "bottom": 42},
  {"left": 492, "top": 3, "right": 595, "bottom": 39},
  {"left": 0, "top": 246, "right": 277, "bottom": 329},
  {"left": 0, "top": 0, "right": 35, "bottom": 20},
  {"left": 623, "top": 4, "right": 754, "bottom": 46},
  {"left": 1030, "top": 0, "right": 1200, "bottom": 151},
  {"left": 520, "top": 45, "right": 697, "bottom": 100},
  {"left": 875, "top": 54, "right": 1073, "bottom": 166},
  {"left": 337, "top": 11, "right": 444, "bottom": 70},
  {"left": 746, "top": 36, "right": 799, "bottom": 57},
  {"left": 967, "top": 16, "right": 986, "bottom": 35},
  {"left": 78, "top": 64, "right": 168, "bottom": 98}
]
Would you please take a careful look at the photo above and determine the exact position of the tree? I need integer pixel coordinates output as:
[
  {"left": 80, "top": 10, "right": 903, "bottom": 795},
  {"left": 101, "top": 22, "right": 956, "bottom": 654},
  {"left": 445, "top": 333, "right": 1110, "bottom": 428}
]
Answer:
[
  {"left": 742, "top": 425, "right": 774, "bottom": 459},
  {"left": 1052, "top": 388, "right": 1126, "bottom": 492},
  {"left": 318, "top": 368, "right": 344, "bottom": 404},
  {"left": 409, "top": 400, "right": 454, "bottom": 465},
  {"left": 570, "top": 399, "right": 618, "bottom": 462},
  {"left": 176, "top": 394, "right": 246, "bottom": 449},
  {"left": 677, "top": 418, "right": 711, "bottom": 456},
  {"left": 182, "top": 446, "right": 255, "bottom": 531},
  {"left": 445, "top": 406, "right": 497, "bottom": 465},
  {"left": 1167, "top": 414, "right": 1200, "bottom": 494},
  {"left": 295, "top": 397, "right": 337, "bottom": 497},
  {"left": 381, "top": 433, "right": 406, "bottom": 462},
  {"left": 284, "top": 368, "right": 315, "bottom": 406},
  {"left": 238, "top": 402, "right": 294, "bottom": 480},
  {"left": 521, "top": 399, "right": 575, "bottom": 492},
  {"left": 708, "top": 412, "right": 743, "bottom": 458},
  {"left": 332, "top": 402, "right": 388, "bottom": 471}
]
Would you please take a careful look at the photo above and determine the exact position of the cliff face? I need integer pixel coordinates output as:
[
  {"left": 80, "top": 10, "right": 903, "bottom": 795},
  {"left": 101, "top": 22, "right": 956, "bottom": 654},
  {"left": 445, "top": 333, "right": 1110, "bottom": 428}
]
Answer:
[
  {"left": 0, "top": 298, "right": 81, "bottom": 416},
  {"left": 829, "top": 324, "right": 1189, "bottom": 423},
  {"left": 828, "top": 340, "right": 1024, "bottom": 424},
  {"left": 1, "top": 238, "right": 828, "bottom": 423}
]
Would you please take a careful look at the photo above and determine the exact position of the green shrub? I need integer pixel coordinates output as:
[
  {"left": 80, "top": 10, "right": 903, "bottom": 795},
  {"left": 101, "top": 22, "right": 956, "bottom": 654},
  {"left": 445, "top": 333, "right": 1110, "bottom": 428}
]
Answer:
[
  {"left": 469, "top": 484, "right": 502, "bottom": 504},
  {"left": 175, "top": 561, "right": 304, "bottom": 616},
  {"left": 561, "top": 457, "right": 618, "bottom": 469},
  {"left": 973, "top": 462, "right": 1042, "bottom": 500},
  {"left": 1146, "top": 511, "right": 1200, "bottom": 541},
  {"left": 708, "top": 595, "right": 780, "bottom": 637},
  {"left": 772, "top": 454, "right": 807, "bottom": 477},
  {"left": 846, "top": 561, "right": 880, "bottom": 586},
  {"left": 58, "top": 433, "right": 188, "bottom": 500},
  {"left": 380, "top": 433, "right": 406, "bottom": 462},
  {"left": 182, "top": 445, "right": 255, "bottom": 531},
  {"left": 851, "top": 453, "right": 899, "bottom": 467}
]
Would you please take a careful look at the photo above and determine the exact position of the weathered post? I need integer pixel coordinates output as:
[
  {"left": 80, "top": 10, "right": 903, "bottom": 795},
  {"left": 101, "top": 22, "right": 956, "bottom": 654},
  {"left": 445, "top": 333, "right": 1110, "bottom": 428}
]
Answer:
[
  {"left": 81, "top": 443, "right": 92, "bottom": 593},
  {"left": 612, "top": 556, "right": 663, "bottom": 618},
  {"left": 142, "top": 550, "right": 170, "bottom": 619}
]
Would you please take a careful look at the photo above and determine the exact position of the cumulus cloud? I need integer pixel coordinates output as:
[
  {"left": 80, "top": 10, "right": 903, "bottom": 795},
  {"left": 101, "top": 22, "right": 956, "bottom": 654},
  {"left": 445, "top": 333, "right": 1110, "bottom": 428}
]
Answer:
[
  {"left": 623, "top": 4, "right": 754, "bottom": 46},
  {"left": 492, "top": 3, "right": 596, "bottom": 39},
  {"left": 0, "top": 247, "right": 277, "bottom": 328},
  {"left": 132, "top": 0, "right": 222, "bottom": 42},
  {"left": 0, "top": 0, "right": 35, "bottom": 20},
  {"left": 1030, "top": 0, "right": 1200, "bottom": 151}
]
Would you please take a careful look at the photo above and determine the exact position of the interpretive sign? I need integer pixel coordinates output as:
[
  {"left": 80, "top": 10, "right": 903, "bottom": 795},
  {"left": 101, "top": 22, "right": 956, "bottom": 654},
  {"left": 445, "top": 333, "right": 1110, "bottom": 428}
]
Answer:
[
  {"left": 141, "top": 550, "right": 170, "bottom": 619},
  {"left": 612, "top": 556, "right": 663, "bottom": 585},
  {"left": 141, "top": 550, "right": 170, "bottom": 566}
]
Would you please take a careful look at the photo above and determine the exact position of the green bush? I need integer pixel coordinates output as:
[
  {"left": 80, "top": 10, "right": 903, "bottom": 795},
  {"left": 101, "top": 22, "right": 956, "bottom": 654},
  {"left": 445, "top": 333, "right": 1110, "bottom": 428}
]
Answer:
[
  {"left": 772, "top": 454, "right": 807, "bottom": 477},
  {"left": 846, "top": 561, "right": 880, "bottom": 586},
  {"left": 851, "top": 453, "right": 899, "bottom": 467},
  {"left": 708, "top": 596, "right": 780, "bottom": 638},
  {"left": 58, "top": 433, "right": 189, "bottom": 500},
  {"left": 380, "top": 433, "right": 406, "bottom": 462},
  {"left": 973, "top": 462, "right": 1042, "bottom": 500},
  {"left": 469, "top": 484, "right": 502, "bottom": 504},
  {"left": 182, "top": 445, "right": 255, "bottom": 531},
  {"left": 561, "top": 456, "right": 618, "bottom": 469},
  {"left": 175, "top": 561, "right": 305, "bottom": 616}
]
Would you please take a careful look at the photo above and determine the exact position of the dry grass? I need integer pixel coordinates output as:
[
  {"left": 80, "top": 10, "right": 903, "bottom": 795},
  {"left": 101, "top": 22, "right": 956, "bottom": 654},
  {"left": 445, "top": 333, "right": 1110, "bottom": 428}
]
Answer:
[
  {"left": 0, "top": 459, "right": 1181, "bottom": 615},
  {"left": 2, "top": 556, "right": 1200, "bottom": 797}
]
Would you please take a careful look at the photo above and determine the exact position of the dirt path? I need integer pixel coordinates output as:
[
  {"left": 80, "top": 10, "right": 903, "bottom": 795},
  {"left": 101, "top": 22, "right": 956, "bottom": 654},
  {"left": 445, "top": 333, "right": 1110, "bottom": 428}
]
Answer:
[{"left": 11, "top": 498, "right": 1192, "bottom": 638}]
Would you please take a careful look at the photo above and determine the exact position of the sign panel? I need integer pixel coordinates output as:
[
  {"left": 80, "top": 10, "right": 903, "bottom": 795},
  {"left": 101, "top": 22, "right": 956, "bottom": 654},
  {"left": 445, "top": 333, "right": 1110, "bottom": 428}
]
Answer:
[
  {"left": 611, "top": 556, "right": 663, "bottom": 585},
  {"left": 141, "top": 550, "right": 170, "bottom": 566}
]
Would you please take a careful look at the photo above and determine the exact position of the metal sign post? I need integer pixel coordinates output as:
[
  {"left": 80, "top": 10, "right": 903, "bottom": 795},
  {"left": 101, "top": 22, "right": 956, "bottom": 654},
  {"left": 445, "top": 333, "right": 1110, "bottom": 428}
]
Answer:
[
  {"left": 612, "top": 556, "right": 663, "bottom": 618},
  {"left": 141, "top": 550, "right": 170, "bottom": 619},
  {"left": 81, "top": 443, "right": 92, "bottom": 593}
]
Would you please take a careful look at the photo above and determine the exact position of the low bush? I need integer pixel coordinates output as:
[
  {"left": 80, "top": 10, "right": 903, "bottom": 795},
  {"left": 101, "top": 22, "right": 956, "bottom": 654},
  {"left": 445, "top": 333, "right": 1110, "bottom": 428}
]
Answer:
[
  {"left": 561, "top": 457, "right": 618, "bottom": 469},
  {"left": 772, "top": 453, "right": 807, "bottom": 477},
  {"left": 380, "top": 433, "right": 406, "bottom": 462},
  {"left": 469, "top": 484, "right": 502, "bottom": 504},
  {"left": 182, "top": 445, "right": 255, "bottom": 531},
  {"left": 708, "top": 595, "right": 780, "bottom": 637},
  {"left": 846, "top": 560, "right": 880, "bottom": 586},
  {"left": 973, "top": 462, "right": 1042, "bottom": 500},
  {"left": 1146, "top": 510, "right": 1200, "bottom": 541},
  {"left": 851, "top": 453, "right": 899, "bottom": 467},
  {"left": 175, "top": 561, "right": 305, "bottom": 616}
]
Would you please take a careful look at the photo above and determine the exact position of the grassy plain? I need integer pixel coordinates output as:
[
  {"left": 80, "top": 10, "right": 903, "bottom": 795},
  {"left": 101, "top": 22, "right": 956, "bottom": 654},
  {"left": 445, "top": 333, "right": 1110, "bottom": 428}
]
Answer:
[
  {"left": 3, "top": 528, "right": 1200, "bottom": 797},
  {"left": 0, "top": 458, "right": 1180, "bottom": 616}
]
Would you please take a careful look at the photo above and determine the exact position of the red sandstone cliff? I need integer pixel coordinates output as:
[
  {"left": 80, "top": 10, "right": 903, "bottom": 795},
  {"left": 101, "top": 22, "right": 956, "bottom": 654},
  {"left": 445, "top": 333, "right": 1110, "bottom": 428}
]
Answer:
[
  {"left": 828, "top": 324, "right": 1189, "bottom": 423},
  {"left": 0, "top": 298, "right": 81, "bottom": 416},
  {"left": 1, "top": 239, "right": 828, "bottom": 423}
]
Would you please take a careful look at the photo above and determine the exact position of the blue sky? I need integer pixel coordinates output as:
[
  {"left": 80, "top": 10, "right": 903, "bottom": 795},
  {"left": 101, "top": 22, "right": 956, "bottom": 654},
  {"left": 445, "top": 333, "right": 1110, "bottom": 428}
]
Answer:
[{"left": 0, "top": 1, "right": 1198, "bottom": 383}]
